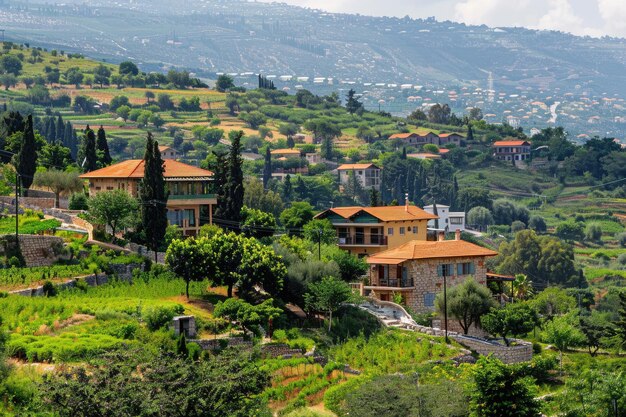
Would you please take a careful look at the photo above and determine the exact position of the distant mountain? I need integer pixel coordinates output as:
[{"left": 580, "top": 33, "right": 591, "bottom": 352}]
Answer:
[{"left": 2, "top": 0, "right": 626, "bottom": 138}]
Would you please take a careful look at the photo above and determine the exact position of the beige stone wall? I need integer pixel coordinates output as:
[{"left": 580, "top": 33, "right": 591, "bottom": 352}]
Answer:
[
  {"left": 2, "top": 235, "right": 65, "bottom": 267},
  {"left": 374, "top": 256, "right": 489, "bottom": 314}
]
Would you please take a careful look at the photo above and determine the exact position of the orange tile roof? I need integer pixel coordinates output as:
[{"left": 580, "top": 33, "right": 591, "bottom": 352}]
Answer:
[
  {"left": 337, "top": 163, "right": 379, "bottom": 170},
  {"left": 493, "top": 140, "right": 530, "bottom": 146},
  {"left": 271, "top": 148, "right": 301, "bottom": 155},
  {"left": 79, "top": 159, "right": 213, "bottom": 179},
  {"left": 389, "top": 133, "right": 417, "bottom": 139},
  {"left": 438, "top": 148, "right": 450, "bottom": 154},
  {"left": 158, "top": 145, "right": 173, "bottom": 152},
  {"left": 439, "top": 133, "right": 464, "bottom": 138},
  {"left": 406, "top": 153, "right": 442, "bottom": 159},
  {"left": 367, "top": 239, "right": 497, "bottom": 264},
  {"left": 317, "top": 205, "right": 438, "bottom": 222}
]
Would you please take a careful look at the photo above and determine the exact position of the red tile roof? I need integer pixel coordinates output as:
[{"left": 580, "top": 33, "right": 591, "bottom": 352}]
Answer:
[
  {"left": 317, "top": 205, "right": 438, "bottom": 222},
  {"left": 271, "top": 149, "right": 301, "bottom": 155},
  {"left": 337, "top": 163, "right": 379, "bottom": 170},
  {"left": 79, "top": 159, "right": 213, "bottom": 179},
  {"left": 439, "top": 133, "right": 464, "bottom": 138},
  {"left": 389, "top": 133, "right": 417, "bottom": 139},
  {"left": 493, "top": 140, "right": 530, "bottom": 146},
  {"left": 367, "top": 240, "right": 497, "bottom": 264}
]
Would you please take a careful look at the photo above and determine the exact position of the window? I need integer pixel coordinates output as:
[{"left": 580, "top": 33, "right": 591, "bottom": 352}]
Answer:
[
  {"left": 387, "top": 227, "right": 394, "bottom": 236},
  {"left": 437, "top": 264, "right": 454, "bottom": 277},
  {"left": 399, "top": 227, "right": 405, "bottom": 235},
  {"left": 184, "top": 209, "right": 196, "bottom": 226},
  {"left": 95, "top": 186, "right": 101, "bottom": 191},
  {"left": 450, "top": 217, "right": 463, "bottom": 225},
  {"left": 457, "top": 262, "right": 475, "bottom": 275},
  {"left": 424, "top": 293, "right": 436, "bottom": 307},
  {"left": 358, "top": 171, "right": 363, "bottom": 175},
  {"left": 106, "top": 186, "right": 114, "bottom": 190},
  {"left": 412, "top": 226, "right": 418, "bottom": 234}
]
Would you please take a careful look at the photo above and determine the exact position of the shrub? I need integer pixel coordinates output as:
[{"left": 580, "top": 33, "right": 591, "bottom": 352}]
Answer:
[
  {"left": 511, "top": 220, "right": 526, "bottom": 233},
  {"left": 585, "top": 223, "right": 603, "bottom": 242},
  {"left": 68, "top": 193, "right": 89, "bottom": 210},
  {"left": 617, "top": 232, "right": 626, "bottom": 247},
  {"left": 618, "top": 253, "right": 626, "bottom": 266},
  {"left": 143, "top": 305, "right": 184, "bottom": 331},
  {"left": 42, "top": 280, "right": 57, "bottom": 297}
]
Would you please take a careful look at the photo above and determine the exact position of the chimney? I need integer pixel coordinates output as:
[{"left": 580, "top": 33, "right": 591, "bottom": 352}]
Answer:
[
  {"left": 455, "top": 229, "right": 461, "bottom": 241},
  {"left": 438, "top": 231, "right": 445, "bottom": 242},
  {"left": 405, "top": 193, "right": 409, "bottom": 212}
]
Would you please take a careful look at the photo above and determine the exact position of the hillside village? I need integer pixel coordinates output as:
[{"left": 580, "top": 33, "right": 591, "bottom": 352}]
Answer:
[{"left": 0, "top": 42, "right": 623, "bottom": 416}]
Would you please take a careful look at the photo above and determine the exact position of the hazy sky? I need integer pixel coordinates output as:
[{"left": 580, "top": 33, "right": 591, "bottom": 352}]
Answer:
[{"left": 259, "top": 0, "right": 626, "bottom": 38}]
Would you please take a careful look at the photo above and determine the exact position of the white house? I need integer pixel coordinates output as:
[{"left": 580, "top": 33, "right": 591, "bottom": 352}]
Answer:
[
  {"left": 337, "top": 163, "right": 381, "bottom": 191},
  {"left": 423, "top": 204, "right": 465, "bottom": 232}
]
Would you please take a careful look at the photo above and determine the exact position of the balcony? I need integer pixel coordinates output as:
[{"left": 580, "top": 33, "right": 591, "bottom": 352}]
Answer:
[
  {"left": 365, "top": 277, "right": 414, "bottom": 291},
  {"left": 337, "top": 235, "right": 388, "bottom": 246},
  {"left": 168, "top": 193, "right": 216, "bottom": 201}
]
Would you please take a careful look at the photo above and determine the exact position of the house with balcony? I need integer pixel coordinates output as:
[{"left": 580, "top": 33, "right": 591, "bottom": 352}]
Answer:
[
  {"left": 337, "top": 163, "right": 381, "bottom": 191},
  {"left": 363, "top": 230, "right": 497, "bottom": 313},
  {"left": 314, "top": 203, "right": 437, "bottom": 257},
  {"left": 80, "top": 159, "right": 216, "bottom": 236},
  {"left": 493, "top": 140, "right": 531, "bottom": 161},
  {"left": 423, "top": 204, "right": 466, "bottom": 232},
  {"left": 389, "top": 132, "right": 464, "bottom": 146},
  {"left": 158, "top": 145, "right": 179, "bottom": 160}
]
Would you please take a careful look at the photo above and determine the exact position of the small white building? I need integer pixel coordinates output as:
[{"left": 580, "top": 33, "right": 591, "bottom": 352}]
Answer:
[
  {"left": 423, "top": 204, "right": 465, "bottom": 232},
  {"left": 337, "top": 163, "right": 381, "bottom": 191}
]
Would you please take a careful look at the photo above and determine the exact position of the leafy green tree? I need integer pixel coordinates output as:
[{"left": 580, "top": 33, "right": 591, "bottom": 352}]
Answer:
[
  {"left": 0, "top": 74, "right": 17, "bottom": 90},
  {"left": 303, "top": 219, "right": 336, "bottom": 245},
  {"left": 119, "top": 61, "right": 139, "bottom": 76},
  {"left": 213, "top": 298, "right": 282, "bottom": 336},
  {"left": 530, "top": 287, "right": 576, "bottom": 319},
  {"left": 470, "top": 356, "right": 540, "bottom": 417},
  {"left": 556, "top": 220, "right": 585, "bottom": 242},
  {"left": 165, "top": 237, "right": 213, "bottom": 299},
  {"left": 512, "top": 274, "right": 534, "bottom": 300},
  {"left": 556, "top": 369, "right": 626, "bottom": 417},
  {"left": 436, "top": 278, "right": 496, "bottom": 335},
  {"left": 96, "top": 126, "right": 112, "bottom": 165},
  {"left": 116, "top": 105, "right": 131, "bottom": 121},
  {"left": 240, "top": 205, "right": 276, "bottom": 238},
  {"left": 243, "top": 177, "right": 284, "bottom": 218},
  {"left": 42, "top": 349, "right": 271, "bottom": 417},
  {"left": 467, "top": 206, "right": 493, "bottom": 231},
  {"left": 215, "top": 74, "right": 235, "bottom": 92},
  {"left": 16, "top": 115, "right": 37, "bottom": 194},
  {"left": 109, "top": 95, "right": 130, "bottom": 112},
  {"left": 327, "top": 248, "right": 368, "bottom": 283},
  {"left": 614, "top": 291, "right": 626, "bottom": 350},
  {"left": 305, "top": 276, "right": 354, "bottom": 331},
  {"left": 585, "top": 223, "right": 603, "bottom": 242},
  {"left": 280, "top": 202, "right": 314, "bottom": 235},
  {"left": 528, "top": 215, "right": 547, "bottom": 233},
  {"left": 157, "top": 93, "right": 175, "bottom": 110},
  {"left": 579, "top": 312, "right": 612, "bottom": 356},
  {"left": 343, "top": 375, "right": 468, "bottom": 417},
  {"left": 239, "top": 111, "right": 267, "bottom": 129},
  {"left": 345, "top": 89, "right": 363, "bottom": 114},
  {"left": 481, "top": 303, "right": 538, "bottom": 346},
  {"left": 33, "top": 170, "right": 83, "bottom": 208},
  {"left": 427, "top": 103, "right": 451, "bottom": 124},
  {"left": 0, "top": 55, "right": 22, "bottom": 75},
  {"left": 542, "top": 313, "right": 585, "bottom": 371},
  {"left": 140, "top": 134, "right": 168, "bottom": 260},
  {"left": 87, "top": 189, "right": 138, "bottom": 242},
  {"left": 39, "top": 142, "right": 73, "bottom": 170},
  {"left": 65, "top": 67, "right": 84, "bottom": 88},
  {"left": 93, "top": 64, "right": 111, "bottom": 87}
]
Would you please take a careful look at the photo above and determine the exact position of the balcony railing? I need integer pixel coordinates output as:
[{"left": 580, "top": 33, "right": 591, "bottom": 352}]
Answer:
[
  {"left": 337, "top": 235, "right": 387, "bottom": 246},
  {"left": 373, "top": 277, "right": 414, "bottom": 288},
  {"left": 168, "top": 193, "right": 216, "bottom": 200}
]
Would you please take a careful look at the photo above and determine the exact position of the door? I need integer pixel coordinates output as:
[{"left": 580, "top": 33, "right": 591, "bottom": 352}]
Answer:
[{"left": 355, "top": 227, "right": 364, "bottom": 244}]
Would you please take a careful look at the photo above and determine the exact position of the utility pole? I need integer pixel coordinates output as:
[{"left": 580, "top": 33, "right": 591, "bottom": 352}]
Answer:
[
  {"left": 443, "top": 266, "right": 449, "bottom": 344},
  {"left": 14, "top": 173, "right": 19, "bottom": 246}
]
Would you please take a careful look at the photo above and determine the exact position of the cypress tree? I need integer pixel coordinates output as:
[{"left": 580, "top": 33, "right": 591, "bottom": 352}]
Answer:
[
  {"left": 83, "top": 126, "right": 98, "bottom": 172},
  {"left": 295, "top": 175, "right": 307, "bottom": 201},
  {"left": 283, "top": 174, "right": 292, "bottom": 201},
  {"left": 262, "top": 147, "right": 272, "bottom": 189},
  {"left": 63, "top": 122, "right": 73, "bottom": 153},
  {"left": 71, "top": 129, "right": 79, "bottom": 159},
  {"left": 55, "top": 115, "right": 64, "bottom": 142},
  {"left": 140, "top": 133, "right": 168, "bottom": 261},
  {"left": 45, "top": 117, "right": 55, "bottom": 143},
  {"left": 212, "top": 151, "right": 228, "bottom": 219},
  {"left": 370, "top": 188, "right": 380, "bottom": 207},
  {"left": 222, "top": 131, "right": 244, "bottom": 225},
  {"left": 321, "top": 136, "right": 333, "bottom": 160},
  {"left": 467, "top": 124, "right": 474, "bottom": 142},
  {"left": 96, "top": 126, "right": 112, "bottom": 165},
  {"left": 17, "top": 115, "right": 37, "bottom": 195},
  {"left": 286, "top": 136, "right": 295, "bottom": 149},
  {"left": 176, "top": 334, "right": 188, "bottom": 358},
  {"left": 401, "top": 146, "right": 407, "bottom": 159}
]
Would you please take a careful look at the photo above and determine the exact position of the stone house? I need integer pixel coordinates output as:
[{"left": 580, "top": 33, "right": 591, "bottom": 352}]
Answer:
[
  {"left": 364, "top": 230, "right": 497, "bottom": 313},
  {"left": 493, "top": 140, "right": 531, "bottom": 161},
  {"left": 314, "top": 202, "right": 437, "bottom": 257},
  {"left": 337, "top": 163, "right": 381, "bottom": 191},
  {"left": 80, "top": 159, "right": 216, "bottom": 236},
  {"left": 158, "top": 145, "right": 179, "bottom": 160}
]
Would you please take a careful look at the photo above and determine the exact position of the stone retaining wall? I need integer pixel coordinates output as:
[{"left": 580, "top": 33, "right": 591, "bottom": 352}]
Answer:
[
  {"left": 452, "top": 336, "right": 533, "bottom": 364},
  {"left": 126, "top": 242, "right": 165, "bottom": 264},
  {"left": 260, "top": 343, "right": 305, "bottom": 358},
  {"left": 17, "top": 235, "right": 65, "bottom": 267},
  {"left": 190, "top": 337, "right": 254, "bottom": 351}
]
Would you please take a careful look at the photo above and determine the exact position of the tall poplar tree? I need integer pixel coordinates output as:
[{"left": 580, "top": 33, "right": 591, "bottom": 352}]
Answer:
[
  {"left": 262, "top": 146, "right": 272, "bottom": 189},
  {"left": 46, "top": 117, "right": 56, "bottom": 143},
  {"left": 16, "top": 115, "right": 37, "bottom": 195},
  {"left": 96, "top": 126, "right": 112, "bottom": 165},
  {"left": 83, "top": 126, "right": 98, "bottom": 172},
  {"left": 140, "top": 133, "right": 168, "bottom": 261}
]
